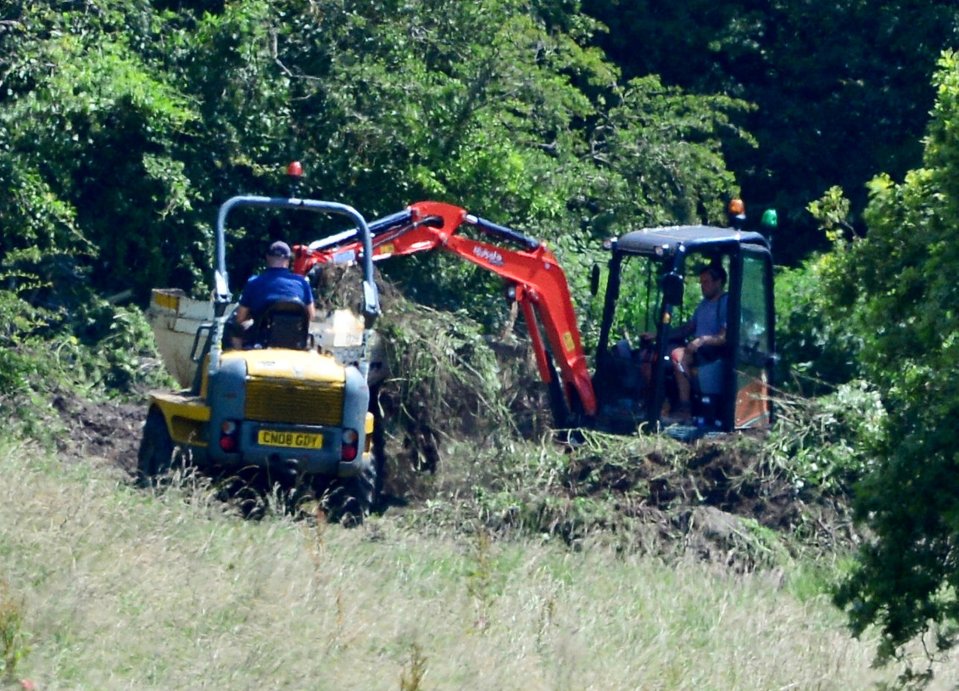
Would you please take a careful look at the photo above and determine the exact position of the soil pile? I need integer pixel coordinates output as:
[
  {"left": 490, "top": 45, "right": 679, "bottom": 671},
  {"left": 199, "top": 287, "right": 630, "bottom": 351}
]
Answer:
[{"left": 49, "top": 391, "right": 143, "bottom": 473}]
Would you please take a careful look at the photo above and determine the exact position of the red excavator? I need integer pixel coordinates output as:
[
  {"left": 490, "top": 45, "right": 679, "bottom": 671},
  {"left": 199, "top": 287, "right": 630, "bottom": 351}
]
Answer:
[{"left": 292, "top": 200, "right": 775, "bottom": 439}]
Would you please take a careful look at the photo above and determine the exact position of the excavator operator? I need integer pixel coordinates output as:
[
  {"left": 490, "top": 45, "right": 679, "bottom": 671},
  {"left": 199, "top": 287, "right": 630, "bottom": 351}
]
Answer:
[{"left": 667, "top": 262, "right": 728, "bottom": 422}]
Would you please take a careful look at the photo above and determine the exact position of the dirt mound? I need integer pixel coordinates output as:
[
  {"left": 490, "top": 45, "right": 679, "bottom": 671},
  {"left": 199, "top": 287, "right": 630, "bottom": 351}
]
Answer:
[
  {"left": 560, "top": 435, "right": 857, "bottom": 567},
  {"left": 49, "top": 391, "right": 144, "bottom": 473},
  {"left": 568, "top": 438, "right": 799, "bottom": 529}
]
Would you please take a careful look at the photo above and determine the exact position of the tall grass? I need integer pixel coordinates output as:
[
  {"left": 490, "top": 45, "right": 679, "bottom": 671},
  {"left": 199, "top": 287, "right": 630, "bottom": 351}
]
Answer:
[{"left": 0, "top": 439, "right": 954, "bottom": 690}]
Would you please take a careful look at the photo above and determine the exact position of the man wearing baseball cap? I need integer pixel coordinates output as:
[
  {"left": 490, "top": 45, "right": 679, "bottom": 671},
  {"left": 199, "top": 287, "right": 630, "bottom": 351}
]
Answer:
[{"left": 230, "top": 240, "right": 316, "bottom": 347}]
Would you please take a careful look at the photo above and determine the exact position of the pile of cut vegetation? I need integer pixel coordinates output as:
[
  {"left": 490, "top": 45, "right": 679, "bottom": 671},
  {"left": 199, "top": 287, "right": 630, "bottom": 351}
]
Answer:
[{"left": 372, "top": 294, "right": 549, "bottom": 495}]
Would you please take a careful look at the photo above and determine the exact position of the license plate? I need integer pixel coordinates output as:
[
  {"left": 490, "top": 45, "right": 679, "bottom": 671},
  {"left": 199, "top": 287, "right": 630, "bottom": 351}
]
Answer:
[{"left": 257, "top": 429, "right": 324, "bottom": 450}]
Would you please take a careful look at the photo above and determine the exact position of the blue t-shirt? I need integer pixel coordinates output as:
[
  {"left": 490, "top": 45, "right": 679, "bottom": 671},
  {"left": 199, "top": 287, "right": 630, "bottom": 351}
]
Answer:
[
  {"left": 238, "top": 268, "right": 314, "bottom": 319},
  {"left": 691, "top": 293, "right": 727, "bottom": 339}
]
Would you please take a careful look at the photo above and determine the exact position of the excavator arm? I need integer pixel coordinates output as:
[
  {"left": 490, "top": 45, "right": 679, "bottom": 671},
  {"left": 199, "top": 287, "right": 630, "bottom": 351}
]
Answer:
[{"left": 292, "top": 201, "right": 597, "bottom": 422}]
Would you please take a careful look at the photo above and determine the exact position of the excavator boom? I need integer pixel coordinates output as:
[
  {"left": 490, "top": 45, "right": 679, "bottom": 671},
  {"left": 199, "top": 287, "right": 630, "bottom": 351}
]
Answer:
[{"left": 292, "top": 201, "right": 596, "bottom": 421}]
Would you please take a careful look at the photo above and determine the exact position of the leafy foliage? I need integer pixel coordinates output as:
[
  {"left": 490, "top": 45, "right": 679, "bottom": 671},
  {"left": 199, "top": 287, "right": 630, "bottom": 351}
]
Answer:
[
  {"left": 1, "top": 2, "right": 202, "bottom": 300},
  {"left": 765, "top": 381, "right": 884, "bottom": 497},
  {"left": 773, "top": 189, "right": 868, "bottom": 392},
  {"left": 829, "top": 51, "right": 959, "bottom": 665},
  {"left": 587, "top": 75, "right": 751, "bottom": 234},
  {"left": 0, "top": 279, "right": 169, "bottom": 442}
]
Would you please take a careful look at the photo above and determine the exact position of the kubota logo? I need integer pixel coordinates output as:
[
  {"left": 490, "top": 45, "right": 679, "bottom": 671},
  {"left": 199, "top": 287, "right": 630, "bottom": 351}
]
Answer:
[{"left": 473, "top": 245, "right": 504, "bottom": 266}]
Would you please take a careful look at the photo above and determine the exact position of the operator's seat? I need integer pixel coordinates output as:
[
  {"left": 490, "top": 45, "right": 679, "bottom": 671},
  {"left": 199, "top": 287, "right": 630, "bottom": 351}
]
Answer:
[{"left": 252, "top": 300, "right": 311, "bottom": 350}]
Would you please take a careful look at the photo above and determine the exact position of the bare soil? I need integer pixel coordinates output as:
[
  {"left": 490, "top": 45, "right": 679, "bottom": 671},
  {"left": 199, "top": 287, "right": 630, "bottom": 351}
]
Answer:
[{"left": 50, "top": 391, "right": 143, "bottom": 474}]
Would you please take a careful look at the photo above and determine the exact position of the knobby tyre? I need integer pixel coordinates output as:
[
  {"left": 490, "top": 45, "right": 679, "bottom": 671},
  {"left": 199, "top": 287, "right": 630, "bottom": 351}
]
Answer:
[{"left": 137, "top": 408, "right": 174, "bottom": 485}]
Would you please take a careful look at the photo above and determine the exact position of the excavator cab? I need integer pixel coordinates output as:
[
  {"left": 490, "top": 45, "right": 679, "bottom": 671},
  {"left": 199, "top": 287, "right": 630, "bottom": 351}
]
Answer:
[{"left": 592, "top": 225, "right": 775, "bottom": 436}]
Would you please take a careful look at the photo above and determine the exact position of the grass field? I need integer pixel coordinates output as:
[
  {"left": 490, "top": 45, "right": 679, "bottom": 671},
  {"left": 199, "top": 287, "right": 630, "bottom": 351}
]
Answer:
[{"left": 0, "top": 438, "right": 954, "bottom": 690}]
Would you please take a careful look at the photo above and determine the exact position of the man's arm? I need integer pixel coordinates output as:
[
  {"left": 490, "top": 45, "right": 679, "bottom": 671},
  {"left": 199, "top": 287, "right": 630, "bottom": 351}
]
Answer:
[{"left": 687, "top": 326, "right": 726, "bottom": 354}]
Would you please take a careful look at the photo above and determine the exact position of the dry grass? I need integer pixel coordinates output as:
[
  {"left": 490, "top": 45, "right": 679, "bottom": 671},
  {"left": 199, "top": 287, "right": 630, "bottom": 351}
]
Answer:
[{"left": 0, "top": 439, "right": 955, "bottom": 690}]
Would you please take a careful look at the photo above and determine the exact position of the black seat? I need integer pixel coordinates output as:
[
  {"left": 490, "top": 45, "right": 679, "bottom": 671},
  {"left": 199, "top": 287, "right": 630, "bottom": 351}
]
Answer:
[{"left": 252, "top": 300, "right": 311, "bottom": 350}]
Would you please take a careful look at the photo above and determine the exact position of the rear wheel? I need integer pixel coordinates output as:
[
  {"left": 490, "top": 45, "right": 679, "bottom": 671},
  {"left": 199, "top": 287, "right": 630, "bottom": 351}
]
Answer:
[
  {"left": 324, "top": 461, "right": 377, "bottom": 526},
  {"left": 137, "top": 409, "right": 174, "bottom": 485}
]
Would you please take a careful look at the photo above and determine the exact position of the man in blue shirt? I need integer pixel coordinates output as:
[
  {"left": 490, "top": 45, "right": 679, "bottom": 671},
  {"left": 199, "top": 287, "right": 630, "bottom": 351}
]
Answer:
[
  {"left": 230, "top": 241, "right": 316, "bottom": 347},
  {"left": 669, "top": 263, "right": 728, "bottom": 421}
]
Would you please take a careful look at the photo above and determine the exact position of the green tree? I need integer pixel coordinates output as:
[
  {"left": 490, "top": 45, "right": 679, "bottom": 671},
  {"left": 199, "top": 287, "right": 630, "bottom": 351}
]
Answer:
[
  {"left": 586, "top": 75, "right": 750, "bottom": 235},
  {"left": 832, "top": 51, "right": 959, "bottom": 668},
  {"left": 0, "top": 2, "right": 202, "bottom": 302},
  {"left": 232, "top": 0, "right": 748, "bottom": 319}
]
